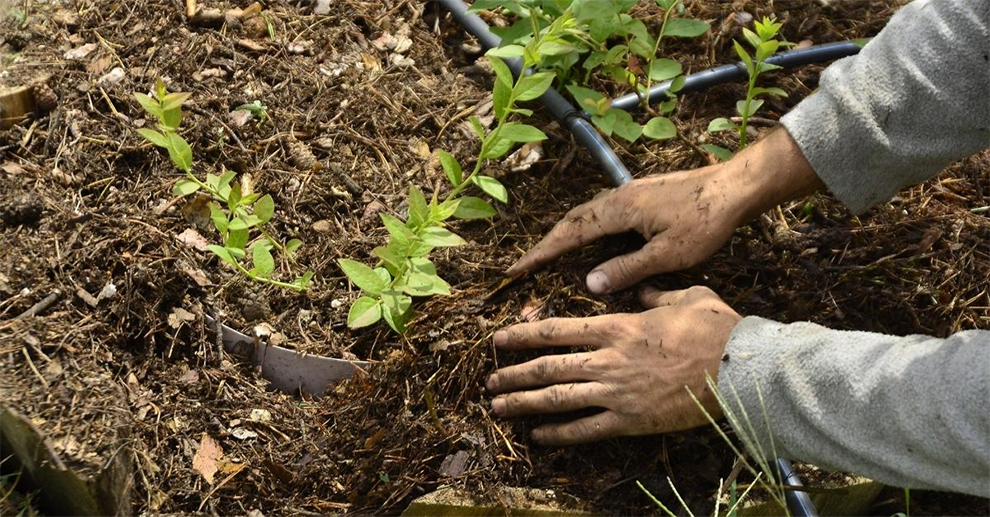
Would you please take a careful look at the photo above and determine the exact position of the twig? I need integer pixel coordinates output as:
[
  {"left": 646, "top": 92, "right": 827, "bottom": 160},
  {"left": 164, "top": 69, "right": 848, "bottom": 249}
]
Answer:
[
  {"left": 22, "top": 347, "right": 50, "bottom": 389},
  {"left": 17, "top": 290, "right": 62, "bottom": 319},
  {"left": 186, "top": 0, "right": 196, "bottom": 18}
]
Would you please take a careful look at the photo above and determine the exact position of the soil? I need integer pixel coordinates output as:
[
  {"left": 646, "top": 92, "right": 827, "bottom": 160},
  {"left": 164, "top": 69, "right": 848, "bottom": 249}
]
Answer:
[{"left": 1, "top": 0, "right": 987, "bottom": 515}]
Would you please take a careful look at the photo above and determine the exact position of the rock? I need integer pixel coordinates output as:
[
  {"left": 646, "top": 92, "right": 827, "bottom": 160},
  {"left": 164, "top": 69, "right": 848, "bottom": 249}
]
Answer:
[
  {"left": 313, "top": 0, "right": 331, "bottom": 15},
  {"left": 312, "top": 219, "right": 334, "bottom": 233},
  {"left": 0, "top": 193, "right": 44, "bottom": 227},
  {"left": 97, "top": 67, "right": 127, "bottom": 88},
  {"left": 64, "top": 42, "right": 97, "bottom": 60},
  {"left": 360, "top": 201, "right": 386, "bottom": 228}
]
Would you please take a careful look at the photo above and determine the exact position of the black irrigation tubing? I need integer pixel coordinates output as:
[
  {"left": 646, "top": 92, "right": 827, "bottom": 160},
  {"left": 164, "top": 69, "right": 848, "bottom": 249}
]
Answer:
[
  {"left": 437, "top": 2, "right": 859, "bottom": 515},
  {"left": 610, "top": 40, "right": 862, "bottom": 111}
]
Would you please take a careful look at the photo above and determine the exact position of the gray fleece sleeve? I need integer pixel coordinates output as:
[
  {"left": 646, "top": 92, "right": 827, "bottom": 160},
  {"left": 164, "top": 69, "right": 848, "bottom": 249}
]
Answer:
[
  {"left": 780, "top": 0, "right": 990, "bottom": 214},
  {"left": 718, "top": 317, "right": 990, "bottom": 496}
]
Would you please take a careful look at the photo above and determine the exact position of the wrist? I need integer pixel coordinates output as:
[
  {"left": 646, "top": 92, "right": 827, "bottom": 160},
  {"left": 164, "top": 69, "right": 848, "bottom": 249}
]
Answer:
[{"left": 722, "top": 127, "right": 823, "bottom": 225}]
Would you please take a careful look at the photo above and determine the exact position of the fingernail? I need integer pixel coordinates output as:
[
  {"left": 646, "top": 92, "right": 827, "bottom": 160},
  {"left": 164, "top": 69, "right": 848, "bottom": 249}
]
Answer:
[
  {"left": 493, "top": 331, "right": 508, "bottom": 347},
  {"left": 586, "top": 270, "right": 611, "bottom": 294},
  {"left": 491, "top": 398, "right": 504, "bottom": 416},
  {"left": 485, "top": 374, "right": 497, "bottom": 392}
]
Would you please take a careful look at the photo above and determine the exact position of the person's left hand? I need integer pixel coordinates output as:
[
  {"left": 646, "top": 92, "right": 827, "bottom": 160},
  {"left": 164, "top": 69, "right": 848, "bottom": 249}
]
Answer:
[{"left": 486, "top": 286, "right": 742, "bottom": 445}]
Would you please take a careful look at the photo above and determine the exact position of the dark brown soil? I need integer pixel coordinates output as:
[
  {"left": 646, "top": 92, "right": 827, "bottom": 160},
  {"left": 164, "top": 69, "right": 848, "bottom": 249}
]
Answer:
[{"left": 1, "top": 0, "right": 987, "bottom": 515}]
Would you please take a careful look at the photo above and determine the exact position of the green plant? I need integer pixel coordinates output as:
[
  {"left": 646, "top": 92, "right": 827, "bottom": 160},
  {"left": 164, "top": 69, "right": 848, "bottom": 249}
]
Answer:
[
  {"left": 706, "top": 15, "right": 788, "bottom": 158},
  {"left": 337, "top": 9, "right": 571, "bottom": 334},
  {"left": 135, "top": 79, "right": 312, "bottom": 291},
  {"left": 236, "top": 99, "right": 269, "bottom": 124},
  {"left": 473, "top": 0, "right": 709, "bottom": 143},
  {"left": 636, "top": 475, "right": 760, "bottom": 517}
]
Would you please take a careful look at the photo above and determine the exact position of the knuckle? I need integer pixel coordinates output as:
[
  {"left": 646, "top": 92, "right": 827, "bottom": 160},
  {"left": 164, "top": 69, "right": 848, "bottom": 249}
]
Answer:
[
  {"left": 534, "top": 357, "right": 553, "bottom": 382},
  {"left": 546, "top": 385, "right": 566, "bottom": 409},
  {"left": 538, "top": 319, "right": 562, "bottom": 341}
]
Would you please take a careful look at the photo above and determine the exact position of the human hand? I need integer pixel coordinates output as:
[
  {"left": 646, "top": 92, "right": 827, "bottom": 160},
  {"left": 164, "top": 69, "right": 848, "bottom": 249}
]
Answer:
[
  {"left": 486, "top": 286, "right": 742, "bottom": 445},
  {"left": 507, "top": 129, "right": 822, "bottom": 293}
]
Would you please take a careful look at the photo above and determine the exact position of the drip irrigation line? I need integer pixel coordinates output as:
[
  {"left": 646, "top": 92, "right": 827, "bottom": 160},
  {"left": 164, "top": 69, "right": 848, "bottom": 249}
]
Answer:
[
  {"left": 438, "top": 4, "right": 862, "bottom": 514},
  {"left": 610, "top": 41, "right": 862, "bottom": 112},
  {"left": 436, "top": 0, "right": 633, "bottom": 186},
  {"left": 777, "top": 458, "right": 819, "bottom": 517}
]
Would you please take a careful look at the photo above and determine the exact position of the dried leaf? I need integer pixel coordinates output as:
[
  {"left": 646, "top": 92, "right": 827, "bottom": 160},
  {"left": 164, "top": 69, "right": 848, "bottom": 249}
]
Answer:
[
  {"left": 176, "top": 228, "right": 210, "bottom": 251},
  {"left": 193, "top": 434, "right": 222, "bottom": 484},
  {"left": 168, "top": 307, "right": 196, "bottom": 329}
]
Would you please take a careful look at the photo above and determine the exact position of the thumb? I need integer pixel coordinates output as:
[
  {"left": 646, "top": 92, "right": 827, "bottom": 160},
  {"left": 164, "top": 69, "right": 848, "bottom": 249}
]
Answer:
[{"left": 586, "top": 244, "right": 664, "bottom": 294}]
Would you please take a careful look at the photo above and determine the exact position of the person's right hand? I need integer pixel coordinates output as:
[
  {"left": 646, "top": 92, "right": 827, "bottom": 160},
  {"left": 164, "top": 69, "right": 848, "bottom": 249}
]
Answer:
[{"left": 506, "top": 128, "right": 823, "bottom": 294}]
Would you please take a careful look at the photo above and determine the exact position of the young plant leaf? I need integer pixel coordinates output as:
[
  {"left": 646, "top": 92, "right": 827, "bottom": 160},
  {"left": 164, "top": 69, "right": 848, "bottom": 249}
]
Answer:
[
  {"left": 421, "top": 227, "right": 467, "bottom": 247},
  {"left": 166, "top": 133, "right": 193, "bottom": 172},
  {"left": 453, "top": 196, "right": 497, "bottom": 220},
  {"left": 661, "top": 18, "right": 710, "bottom": 38},
  {"left": 254, "top": 194, "right": 275, "bottom": 224},
  {"left": 473, "top": 175, "right": 508, "bottom": 203},
  {"left": 432, "top": 199, "right": 461, "bottom": 222},
  {"left": 294, "top": 271, "right": 315, "bottom": 290},
  {"left": 648, "top": 58, "right": 682, "bottom": 82},
  {"left": 736, "top": 99, "right": 764, "bottom": 118},
  {"left": 492, "top": 76, "right": 512, "bottom": 119},
  {"left": 487, "top": 44, "right": 525, "bottom": 59},
  {"left": 134, "top": 93, "right": 164, "bottom": 120},
  {"left": 708, "top": 117, "right": 737, "bottom": 132},
  {"left": 380, "top": 213, "right": 415, "bottom": 246},
  {"left": 438, "top": 150, "right": 463, "bottom": 186},
  {"left": 137, "top": 128, "right": 170, "bottom": 148},
  {"left": 514, "top": 72, "right": 555, "bottom": 102},
  {"left": 337, "top": 258, "right": 387, "bottom": 296},
  {"left": 499, "top": 122, "right": 547, "bottom": 143},
  {"left": 210, "top": 202, "right": 229, "bottom": 234},
  {"left": 161, "top": 91, "right": 191, "bottom": 111},
  {"left": 468, "top": 116, "right": 485, "bottom": 141},
  {"left": 482, "top": 135, "right": 515, "bottom": 159},
  {"left": 252, "top": 243, "right": 275, "bottom": 278},
  {"left": 285, "top": 238, "right": 303, "bottom": 257},
  {"left": 407, "top": 185, "right": 429, "bottom": 227},
  {"left": 347, "top": 296, "right": 383, "bottom": 329},
  {"left": 642, "top": 116, "right": 676, "bottom": 140},
  {"left": 207, "top": 244, "right": 240, "bottom": 268},
  {"left": 225, "top": 228, "right": 249, "bottom": 251},
  {"left": 611, "top": 109, "right": 642, "bottom": 142},
  {"left": 701, "top": 144, "right": 735, "bottom": 162},
  {"left": 172, "top": 178, "right": 201, "bottom": 196}
]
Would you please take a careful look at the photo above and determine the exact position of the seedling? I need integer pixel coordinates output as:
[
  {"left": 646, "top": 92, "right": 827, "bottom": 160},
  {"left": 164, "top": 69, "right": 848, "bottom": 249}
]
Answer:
[
  {"left": 135, "top": 79, "right": 312, "bottom": 291},
  {"left": 236, "top": 99, "right": 269, "bottom": 124},
  {"left": 472, "top": 0, "right": 708, "bottom": 143},
  {"left": 338, "top": 9, "right": 570, "bottom": 334},
  {"left": 706, "top": 16, "right": 788, "bottom": 158}
]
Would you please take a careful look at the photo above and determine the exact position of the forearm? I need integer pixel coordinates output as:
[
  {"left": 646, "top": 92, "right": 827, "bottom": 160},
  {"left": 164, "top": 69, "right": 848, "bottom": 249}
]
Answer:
[
  {"left": 718, "top": 317, "right": 990, "bottom": 496},
  {"left": 781, "top": 0, "right": 990, "bottom": 213}
]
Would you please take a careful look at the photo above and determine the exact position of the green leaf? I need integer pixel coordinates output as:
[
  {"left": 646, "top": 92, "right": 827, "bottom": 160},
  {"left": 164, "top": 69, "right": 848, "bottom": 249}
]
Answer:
[
  {"left": 373, "top": 267, "right": 391, "bottom": 286},
  {"left": 381, "top": 290, "right": 412, "bottom": 334},
  {"left": 707, "top": 117, "right": 737, "bottom": 132},
  {"left": 407, "top": 185, "right": 429, "bottom": 227},
  {"left": 162, "top": 108, "right": 181, "bottom": 132},
  {"left": 172, "top": 178, "right": 201, "bottom": 196},
  {"left": 347, "top": 297, "right": 383, "bottom": 329},
  {"left": 658, "top": 98, "right": 678, "bottom": 114},
  {"left": 374, "top": 245, "right": 403, "bottom": 275},
  {"left": 492, "top": 76, "right": 511, "bottom": 120},
  {"left": 656, "top": 0, "right": 678, "bottom": 10},
  {"left": 254, "top": 194, "right": 275, "bottom": 224},
  {"left": 166, "top": 133, "right": 193, "bottom": 172},
  {"left": 421, "top": 227, "right": 467, "bottom": 247},
  {"left": 611, "top": 109, "right": 642, "bottom": 142},
  {"left": 733, "top": 40, "right": 753, "bottom": 72},
  {"left": 161, "top": 91, "right": 191, "bottom": 111},
  {"left": 228, "top": 246, "right": 246, "bottom": 259},
  {"left": 742, "top": 28, "right": 762, "bottom": 49},
  {"left": 648, "top": 58, "right": 682, "bottom": 82},
  {"left": 210, "top": 202, "right": 228, "bottom": 234},
  {"left": 252, "top": 244, "right": 275, "bottom": 278},
  {"left": 701, "top": 143, "right": 735, "bottom": 162},
  {"left": 225, "top": 228, "right": 249, "bottom": 251},
  {"left": 227, "top": 182, "right": 242, "bottom": 212},
  {"left": 514, "top": 72, "right": 555, "bottom": 102},
  {"left": 565, "top": 83, "right": 606, "bottom": 115},
  {"left": 499, "top": 122, "right": 547, "bottom": 143},
  {"left": 468, "top": 116, "right": 485, "bottom": 141},
  {"left": 294, "top": 271, "right": 315, "bottom": 290},
  {"left": 154, "top": 78, "right": 168, "bottom": 100},
  {"left": 137, "top": 128, "right": 169, "bottom": 148},
  {"left": 337, "top": 258, "right": 387, "bottom": 296},
  {"left": 285, "top": 238, "right": 303, "bottom": 257},
  {"left": 592, "top": 111, "right": 617, "bottom": 137},
  {"left": 432, "top": 199, "right": 460, "bottom": 222},
  {"left": 482, "top": 135, "right": 515, "bottom": 160},
  {"left": 453, "top": 197, "right": 497, "bottom": 220},
  {"left": 668, "top": 75, "right": 686, "bottom": 93},
  {"left": 488, "top": 55, "right": 514, "bottom": 88},
  {"left": 643, "top": 117, "right": 676, "bottom": 140},
  {"left": 438, "top": 150, "right": 462, "bottom": 186},
  {"left": 752, "top": 86, "right": 787, "bottom": 98},
  {"left": 134, "top": 93, "right": 164, "bottom": 120},
  {"left": 473, "top": 175, "right": 508, "bottom": 203},
  {"left": 755, "top": 40, "right": 780, "bottom": 62},
  {"left": 381, "top": 213, "right": 414, "bottom": 246},
  {"left": 207, "top": 244, "right": 239, "bottom": 267},
  {"left": 736, "top": 99, "right": 764, "bottom": 118},
  {"left": 536, "top": 40, "right": 577, "bottom": 56},
  {"left": 400, "top": 269, "right": 451, "bottom": 297},
  {"left": 662, "top": 18, "right": 710, "bottom": 38},
  {"left": 487, "top": 45, "right": 525, "bottom": 59}
]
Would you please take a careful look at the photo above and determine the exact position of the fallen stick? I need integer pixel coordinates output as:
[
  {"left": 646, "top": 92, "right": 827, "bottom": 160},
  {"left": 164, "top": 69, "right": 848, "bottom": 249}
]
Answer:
[{"left": 17, "top": 290, "right": 62, "bottom": 319}]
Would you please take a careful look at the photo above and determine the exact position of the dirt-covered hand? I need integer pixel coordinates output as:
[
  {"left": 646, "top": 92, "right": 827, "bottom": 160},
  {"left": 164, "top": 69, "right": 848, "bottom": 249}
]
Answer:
[
  {"left": 506, "top": 129, "right": 822, "bottom": 294},
  {"left": 486, "top": 286, "right": 742, "bottom": 445}
]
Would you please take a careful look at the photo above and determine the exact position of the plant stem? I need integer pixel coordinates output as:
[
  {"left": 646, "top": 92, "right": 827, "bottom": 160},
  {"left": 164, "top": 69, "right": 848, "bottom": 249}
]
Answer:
[{"left": 639, "top": 3, "right": 676, "bottom": 111}]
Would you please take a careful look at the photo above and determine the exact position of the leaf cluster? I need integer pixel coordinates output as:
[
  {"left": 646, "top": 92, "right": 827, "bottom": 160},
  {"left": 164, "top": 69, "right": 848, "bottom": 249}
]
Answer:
[
  {"left": 337, "top": 9, "right": 569, "bottom": 334},
  {"left": 472, "top": 0, "right": 710, "bottom": 144},
  {"left": 706, "top": 16, "right": 789, "bottom": 156},
  {"left": 134, "top": 80, "right": 312, "bottom": 292}
]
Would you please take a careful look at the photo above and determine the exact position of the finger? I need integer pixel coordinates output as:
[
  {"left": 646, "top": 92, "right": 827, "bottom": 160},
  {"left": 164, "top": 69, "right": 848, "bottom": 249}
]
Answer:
[
  {"left": 493, "top": 317, "right": 609, "bottom": 350},
  {"left": 585, "top": 237, "right": 671, "bottom": 294},
  {"left": 491, "top": 382, "right": 606, "bottom": 417},
  {"left": 506, "top": 193, "right": 628, "bottom": 276},
  {"left": 486, "top": 352, "right": 598, "bottom": 393},
  {"left": 531, "top": 411, "right": 623, "bottom": 445}
]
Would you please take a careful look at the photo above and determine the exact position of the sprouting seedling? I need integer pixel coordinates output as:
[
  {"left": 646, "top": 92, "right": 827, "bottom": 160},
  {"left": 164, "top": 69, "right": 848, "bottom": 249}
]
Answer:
[
  {"left": 134, "top": 79, "right": 312, "bottom": 292},
  {"left": 236, "top": 100, "right": 269, "bottom": 124},
  {"left": 706, "top": 16, "right": 789, "bottom": 157},
  {"left": 337, "top": 8, "right": 570, "bottom": 334}
]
